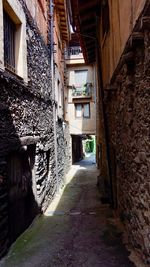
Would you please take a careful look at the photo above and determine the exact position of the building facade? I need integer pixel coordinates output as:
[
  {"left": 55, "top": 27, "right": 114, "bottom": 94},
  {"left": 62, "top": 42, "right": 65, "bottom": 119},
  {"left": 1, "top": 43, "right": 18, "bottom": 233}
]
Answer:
[
  {"left": 65, "top": 34, "right": 96, "bottom": 162},
  {"left": 0, "top": 0, "right": 71, "bottom": 258}
]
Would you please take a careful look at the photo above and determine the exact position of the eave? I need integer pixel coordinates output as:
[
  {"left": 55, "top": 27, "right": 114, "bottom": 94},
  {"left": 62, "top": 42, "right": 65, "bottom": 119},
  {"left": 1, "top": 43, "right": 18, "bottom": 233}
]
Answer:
[
  {"left": 55, "top": 0, "right": 71, "bottom": 42},
  {"left": 70, "top": 0, "right": 101, "bottom": 63}
]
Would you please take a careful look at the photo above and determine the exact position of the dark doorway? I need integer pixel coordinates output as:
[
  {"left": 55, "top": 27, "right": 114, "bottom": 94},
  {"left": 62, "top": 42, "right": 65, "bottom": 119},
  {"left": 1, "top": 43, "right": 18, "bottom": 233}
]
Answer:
[
  {"left": 72, "top": 135, "right": 83, "bottom": 164},
  {"left": 7, "top": 145, "right": 38, "bottom": 245}
]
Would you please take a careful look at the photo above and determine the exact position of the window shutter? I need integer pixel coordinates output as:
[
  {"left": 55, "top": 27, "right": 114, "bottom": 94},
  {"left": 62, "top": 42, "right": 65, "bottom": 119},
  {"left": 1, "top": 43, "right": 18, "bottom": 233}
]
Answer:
[
  {"left": 83, "top": 103, "right": 90, "bottom": 117},
  {"left": 75, "top": 104, "right": 82, "bottom": 117}
]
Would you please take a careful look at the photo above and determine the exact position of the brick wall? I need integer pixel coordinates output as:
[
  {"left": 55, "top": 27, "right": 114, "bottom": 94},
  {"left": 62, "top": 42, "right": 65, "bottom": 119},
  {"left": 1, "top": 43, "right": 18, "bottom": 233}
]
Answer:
[{"left": 24, "top": 0, "right": 48, "bottom": 42}]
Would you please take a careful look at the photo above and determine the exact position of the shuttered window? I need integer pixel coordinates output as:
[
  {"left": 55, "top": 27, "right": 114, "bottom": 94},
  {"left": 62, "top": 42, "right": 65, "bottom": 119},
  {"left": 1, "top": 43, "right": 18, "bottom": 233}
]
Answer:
[
  {"left": 75, "top": 104, "right": 82, "bottom": 118},
  {"left": 75, "top": 103, "right": 90, "bottom": 118},
  {"left": 74, "top": 70, "right": 88, "bottom": 87},
  {"left": 83, "top": 103, "right": 90, "bottom": 118}
]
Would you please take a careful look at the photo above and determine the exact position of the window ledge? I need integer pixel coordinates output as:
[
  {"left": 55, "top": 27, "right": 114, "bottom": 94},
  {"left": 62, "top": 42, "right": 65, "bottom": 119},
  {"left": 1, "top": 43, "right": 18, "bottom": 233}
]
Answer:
[
  {"left": 5, "top": 67, "right": 23, "bottom": 81},
  {"left": 0, "top": 0, "right": 28, "bottom": 83}
]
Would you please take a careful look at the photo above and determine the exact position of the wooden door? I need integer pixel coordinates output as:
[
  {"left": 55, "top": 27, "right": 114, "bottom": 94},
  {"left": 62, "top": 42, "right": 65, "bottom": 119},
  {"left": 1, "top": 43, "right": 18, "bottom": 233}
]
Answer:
[{"left": 7, "top": 146, "right": 38, "bottom": 245}]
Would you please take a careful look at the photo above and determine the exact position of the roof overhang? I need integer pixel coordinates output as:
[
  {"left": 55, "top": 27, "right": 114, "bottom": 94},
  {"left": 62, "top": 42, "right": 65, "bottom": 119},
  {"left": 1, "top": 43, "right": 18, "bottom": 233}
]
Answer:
[
  {"left": 70, "top": 0, "right": 101, "bottom": 63},
  {"left": 55, "top": 0, "right": 71, "bottom": 42}
]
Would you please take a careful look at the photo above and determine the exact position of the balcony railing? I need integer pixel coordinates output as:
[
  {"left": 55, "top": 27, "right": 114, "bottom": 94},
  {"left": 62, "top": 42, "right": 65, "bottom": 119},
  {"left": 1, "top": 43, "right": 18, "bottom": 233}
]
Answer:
[
  {"left": 72, "top": 83, "right": 93, "bottom": 98},
  {"left": 65, "top": 46, "right": 83, "bottom": 59}
]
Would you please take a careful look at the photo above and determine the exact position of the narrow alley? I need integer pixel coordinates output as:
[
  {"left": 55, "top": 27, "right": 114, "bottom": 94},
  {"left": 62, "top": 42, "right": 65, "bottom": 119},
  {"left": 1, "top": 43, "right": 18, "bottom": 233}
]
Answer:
[
  {"left": 0, "top": 157, "right": 135, "bottom": 267},
  {"left": 0, "top": 0, "right": 150, "bottom": 264}
]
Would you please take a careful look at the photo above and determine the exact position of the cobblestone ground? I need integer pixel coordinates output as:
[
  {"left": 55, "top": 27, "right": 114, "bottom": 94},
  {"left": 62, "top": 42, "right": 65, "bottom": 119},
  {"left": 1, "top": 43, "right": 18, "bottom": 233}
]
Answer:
[{"left": 0, "top": 155, "right": 135, "bottom": 267}]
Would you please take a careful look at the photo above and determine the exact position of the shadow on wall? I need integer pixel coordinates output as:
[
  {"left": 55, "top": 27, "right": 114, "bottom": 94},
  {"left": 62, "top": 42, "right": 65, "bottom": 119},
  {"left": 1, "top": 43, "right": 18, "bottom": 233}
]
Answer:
[{"left": 0, "top": 82, "right": 39, "bottom": 258}]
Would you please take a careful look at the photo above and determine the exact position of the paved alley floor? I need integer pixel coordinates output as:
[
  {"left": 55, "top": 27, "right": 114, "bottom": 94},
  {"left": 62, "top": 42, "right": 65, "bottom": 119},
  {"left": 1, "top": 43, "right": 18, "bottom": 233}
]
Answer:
[{"left": 0, "top": 156, "right": 135, "bottom": 267}]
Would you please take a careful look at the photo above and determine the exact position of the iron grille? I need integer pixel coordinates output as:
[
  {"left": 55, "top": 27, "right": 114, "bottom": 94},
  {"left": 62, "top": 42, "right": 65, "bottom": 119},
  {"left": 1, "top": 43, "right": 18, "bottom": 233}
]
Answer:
[
  {"left": 65, "top": 46, "right": 82, "bottom": 58},
  {"left": 4, "top": 10, "right": 16, "bottom": 73}
]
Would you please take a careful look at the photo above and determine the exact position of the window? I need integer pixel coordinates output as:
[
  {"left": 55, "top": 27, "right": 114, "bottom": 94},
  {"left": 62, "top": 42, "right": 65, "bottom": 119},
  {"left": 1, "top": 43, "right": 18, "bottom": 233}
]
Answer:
[
  {"left": 75, "top": 104, "right": 82, "bottom": 118},
  {"left": 0, "top": 0, "right": 27, "bottom": 81},
  {"left": 68, "top": 46, "right": 82, "bottom": 56},
  {"left": 102, "top": 0, "right": 110, "bottom": 37},
  {"left": 75, "top": 103, "right": 90, "bottom": 118},
  {"left": 83, "top": 103, "right": 90, "bottom": 118},
  {"left": 74, "top": 70, "right": 88, "bottom": 87},
  {"left": 4, "top": 10, "right": 16, "bottom": 73}
]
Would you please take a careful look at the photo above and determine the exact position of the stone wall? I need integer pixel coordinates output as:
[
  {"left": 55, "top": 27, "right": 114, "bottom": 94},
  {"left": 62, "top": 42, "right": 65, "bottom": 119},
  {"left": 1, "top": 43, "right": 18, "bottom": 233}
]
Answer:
[
  {"left": 104, "top": 9, "right": 150, "bottom": 265},
  {"left": 56, "top": 120, "right": 72, "bottom": 187},
  {"left": 0, "top": 0, "right": 71, "bottom": 258}
]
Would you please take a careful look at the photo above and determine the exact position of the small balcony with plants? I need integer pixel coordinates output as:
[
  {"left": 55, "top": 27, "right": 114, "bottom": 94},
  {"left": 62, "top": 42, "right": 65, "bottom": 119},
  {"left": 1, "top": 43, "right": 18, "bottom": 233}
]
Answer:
[{"left": 72, "top": 83, "right": 93, "bottom": 98}]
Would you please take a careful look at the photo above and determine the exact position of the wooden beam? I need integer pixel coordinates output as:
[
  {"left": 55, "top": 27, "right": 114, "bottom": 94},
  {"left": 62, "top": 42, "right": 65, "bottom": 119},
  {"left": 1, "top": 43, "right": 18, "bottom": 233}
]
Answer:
[{"left": 20, "top": 136, "right": 40, "bottom": 146}]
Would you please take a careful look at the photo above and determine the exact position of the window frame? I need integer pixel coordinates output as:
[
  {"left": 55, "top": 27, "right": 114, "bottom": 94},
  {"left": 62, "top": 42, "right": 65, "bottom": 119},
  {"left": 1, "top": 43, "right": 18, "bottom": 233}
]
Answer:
[
  {"left": 83, "top": 103, "right": 90, "bottom": 118},
  {"left": 3, "top": 10, "right": 16, "bottom": 73},
  {"left": 75, "top": 103, "right": 82, "bottom": 118},
  {"left": 0, "top": 0, "right": 27, "bottom": 82},
  {"left": 74, "top": 69, "right": 88, "bottom": 88},
  {"left": 75, "top": 103, "right": 90, "bottom": 119}
]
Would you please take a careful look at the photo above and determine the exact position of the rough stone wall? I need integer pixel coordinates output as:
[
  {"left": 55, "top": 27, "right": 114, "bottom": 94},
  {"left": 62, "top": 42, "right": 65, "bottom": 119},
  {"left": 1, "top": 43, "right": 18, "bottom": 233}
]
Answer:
[
  {"left": 0, "top": 0, "right": 72, "bottom": 257},
  {"left": 104, "top": 12, "right": 150, "bottom": 265},
  {"left": 56, "top": 120, "right": 72, "bottom": 187},
  {"left": 0, "top": 0, "right": 56, "bottom": 257}
]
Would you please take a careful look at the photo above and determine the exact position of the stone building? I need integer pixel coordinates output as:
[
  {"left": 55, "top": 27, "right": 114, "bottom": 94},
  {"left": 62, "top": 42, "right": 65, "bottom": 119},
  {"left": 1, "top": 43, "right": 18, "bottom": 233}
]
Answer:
[
  {"left": 70, "top": 0, "right": 150, "bottom": 265},
  {"left": 0, "top": 0, "right": 71, "bottom": 258},
  {"left": 53, "top": 0, "right": 72, "bottom": 186}
]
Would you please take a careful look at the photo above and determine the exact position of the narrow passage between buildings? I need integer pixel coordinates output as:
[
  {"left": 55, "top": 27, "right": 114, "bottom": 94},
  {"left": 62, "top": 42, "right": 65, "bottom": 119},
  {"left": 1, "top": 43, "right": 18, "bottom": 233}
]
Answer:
[{"left": 0, "top": 155, "right": 135, "bottom": 267}]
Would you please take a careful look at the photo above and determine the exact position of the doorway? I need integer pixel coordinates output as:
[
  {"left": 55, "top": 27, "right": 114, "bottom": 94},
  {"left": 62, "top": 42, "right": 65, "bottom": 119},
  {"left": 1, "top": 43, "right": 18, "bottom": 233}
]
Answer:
[{"left": 7, "top": 145, "right": 38, "bottom": 245}]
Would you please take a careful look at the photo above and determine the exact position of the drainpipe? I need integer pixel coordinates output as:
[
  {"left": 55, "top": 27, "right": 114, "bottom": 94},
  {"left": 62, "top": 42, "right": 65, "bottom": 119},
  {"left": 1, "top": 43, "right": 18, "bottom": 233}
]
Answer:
[{"left": 50, "top": 0, "right": 59, "bottom": 192}]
